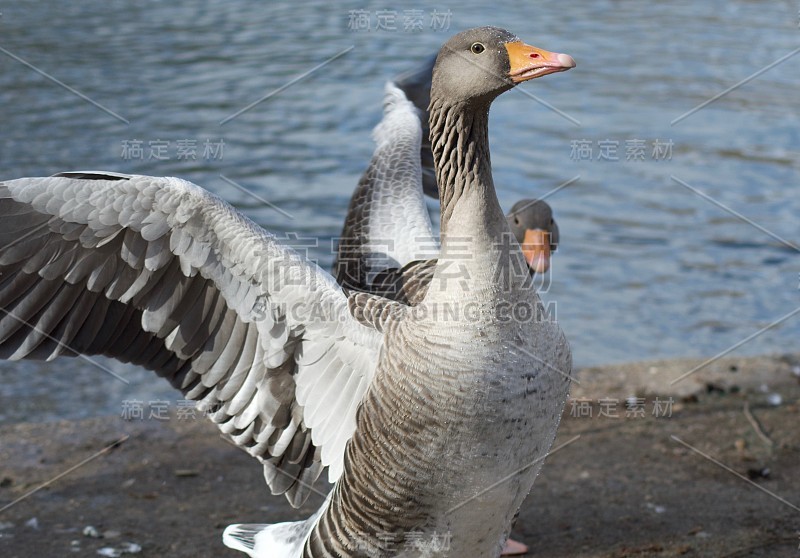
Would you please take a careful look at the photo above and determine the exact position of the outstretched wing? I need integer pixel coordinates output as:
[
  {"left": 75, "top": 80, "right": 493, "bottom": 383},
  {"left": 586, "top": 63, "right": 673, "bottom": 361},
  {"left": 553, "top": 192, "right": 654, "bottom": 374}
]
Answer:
[
  {"left": 334, "top": 83, "right": 438, "bottom": 294},
  {"left": 0, "top": 172, "right": 388, "bottom": 506}
]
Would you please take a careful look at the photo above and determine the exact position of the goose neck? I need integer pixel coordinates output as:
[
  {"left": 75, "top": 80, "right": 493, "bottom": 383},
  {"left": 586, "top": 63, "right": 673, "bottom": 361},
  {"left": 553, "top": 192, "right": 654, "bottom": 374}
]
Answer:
[{"left": 429, "top": 99, "right": 507, "bottom": 251}]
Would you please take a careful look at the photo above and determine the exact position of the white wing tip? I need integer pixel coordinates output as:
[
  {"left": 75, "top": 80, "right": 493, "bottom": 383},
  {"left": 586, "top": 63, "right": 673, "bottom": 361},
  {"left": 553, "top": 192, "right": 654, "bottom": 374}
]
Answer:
[
  {"left": 224, "top": 519, "right": 317, "bottom": 557},
  {"left": 223, "top": 524, "right": 263, "bottom": 556}
]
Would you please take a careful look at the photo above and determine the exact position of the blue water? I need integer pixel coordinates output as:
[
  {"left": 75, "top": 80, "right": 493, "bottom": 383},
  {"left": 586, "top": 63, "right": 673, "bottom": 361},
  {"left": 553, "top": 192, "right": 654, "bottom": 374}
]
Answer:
[{"left": 0, "top": 0, "right": 798, "bottom": 422}]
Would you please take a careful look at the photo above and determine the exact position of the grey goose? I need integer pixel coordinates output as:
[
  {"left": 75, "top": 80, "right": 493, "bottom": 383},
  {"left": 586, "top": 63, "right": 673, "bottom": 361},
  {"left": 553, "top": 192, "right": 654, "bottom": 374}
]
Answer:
[
  {"left": 0, "top": 27, "right": 575, "bottom": 557},
  {"left": 332, "top": 56, "right": 566, "bottom": 558}
]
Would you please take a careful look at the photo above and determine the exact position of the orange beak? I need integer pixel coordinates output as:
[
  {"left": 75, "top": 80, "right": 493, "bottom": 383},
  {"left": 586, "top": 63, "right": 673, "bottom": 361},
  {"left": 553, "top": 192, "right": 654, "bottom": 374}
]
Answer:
[
  {"left": 521, "top": 229, "right": 551, "bottom": 273},
  {"left": 505, "top": 41, "right": 576, "bottom": 83}
]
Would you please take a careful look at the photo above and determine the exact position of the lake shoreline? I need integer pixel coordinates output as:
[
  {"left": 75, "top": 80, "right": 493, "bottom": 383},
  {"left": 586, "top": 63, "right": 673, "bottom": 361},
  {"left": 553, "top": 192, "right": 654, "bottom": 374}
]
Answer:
[{"left": 1, "top": 352, "right": 798, "bottom": 557}]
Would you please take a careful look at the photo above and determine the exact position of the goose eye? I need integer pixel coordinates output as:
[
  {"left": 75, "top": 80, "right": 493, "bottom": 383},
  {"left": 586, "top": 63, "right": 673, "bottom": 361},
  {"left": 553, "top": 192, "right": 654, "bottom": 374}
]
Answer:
[
  {"left": 514, "top": 216, "right": 519, "bottom": 225},
  {"left": 550, "top": 218, "right": 554, "bottom": 225},
  {"left": 471, "top": 42, "right": 485, "bottom": 54}
]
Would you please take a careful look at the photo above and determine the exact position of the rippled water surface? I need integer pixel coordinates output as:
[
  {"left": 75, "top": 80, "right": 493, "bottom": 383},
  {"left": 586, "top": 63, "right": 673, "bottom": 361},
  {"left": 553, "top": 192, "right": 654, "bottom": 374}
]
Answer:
[{"left": 0, "top": 0, "right": 798, "bottom": 421}]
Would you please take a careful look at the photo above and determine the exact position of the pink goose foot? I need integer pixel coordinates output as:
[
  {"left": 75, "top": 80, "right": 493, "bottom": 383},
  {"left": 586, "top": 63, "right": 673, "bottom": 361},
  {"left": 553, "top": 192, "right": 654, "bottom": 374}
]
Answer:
[{"left": 501, "top": 538, "right": 529, "bottom": 556}]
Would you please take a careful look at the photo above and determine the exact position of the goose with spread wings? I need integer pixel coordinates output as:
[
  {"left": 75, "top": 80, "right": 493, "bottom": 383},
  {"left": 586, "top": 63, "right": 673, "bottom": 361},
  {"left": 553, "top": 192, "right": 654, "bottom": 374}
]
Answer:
[{"left": 0, "top": 27, "right": 574, "bottom": 558}]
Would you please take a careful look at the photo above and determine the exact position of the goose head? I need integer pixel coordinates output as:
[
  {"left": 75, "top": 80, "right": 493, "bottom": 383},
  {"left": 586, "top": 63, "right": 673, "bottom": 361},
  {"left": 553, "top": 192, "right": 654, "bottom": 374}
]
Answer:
[
  {"left": 507, "top": 199, "right": 559, "bottom": 274},
  {"left": 431, "top": 26, "right": 576, "bottom": 105}
]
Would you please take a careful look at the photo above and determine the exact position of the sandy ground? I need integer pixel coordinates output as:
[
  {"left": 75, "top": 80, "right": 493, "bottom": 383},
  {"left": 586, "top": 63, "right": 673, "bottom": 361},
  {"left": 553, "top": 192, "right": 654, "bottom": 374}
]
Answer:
[{"left": 1, "top": 353, "right": 799, "bottom": 557}]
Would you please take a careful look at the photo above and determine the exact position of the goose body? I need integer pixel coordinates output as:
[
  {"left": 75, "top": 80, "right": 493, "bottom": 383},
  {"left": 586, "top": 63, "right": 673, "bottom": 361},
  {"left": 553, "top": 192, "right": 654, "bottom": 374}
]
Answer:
[
  {"left": 333, "top": 74, "right": 566, "bottom": 556},
  {"left": 0, "top": 27, "right": 574, "bottom": 558}
]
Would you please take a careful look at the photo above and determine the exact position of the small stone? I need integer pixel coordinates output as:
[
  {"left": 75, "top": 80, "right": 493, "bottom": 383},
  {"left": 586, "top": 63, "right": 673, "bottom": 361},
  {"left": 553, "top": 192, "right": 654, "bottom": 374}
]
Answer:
[
  {"left": 705, "top": 383, "right": 724, "bottom": 394},
  {"left": 174, "top": 469, "right": 199, "bottom": 478},
  {"left": 0, "top": 521, "right": 14, "bottom": 530},
  {"left": 71, "top": 540, "right": 80, "bottom": 546},
  {"left": 747, "top": 467, "right": 770, "bottom": 480},
  {"left": 791, "top": 365, "right": 800, "bottom": 377},
  {"left": 24, "top": 517, "right": 38, "bottom": 529},
  {"left": 121, "top": 479, "right": 135, "bottom": 489},
  {"left": 0, "top": 477, "right": 12, "bottom": 488},
  {"left": 83, "top": 525, "right": 101, "bottom": 538},
  {"left": 766, "top": 393, "right": 782, "bottom": 406},
  {"left": 95, "top": 542, "right": 143, "bottom": 556},
  {"left": 103, "top": 530, "right": 121, "bottom": 539},
  {"left": 120, "top": 542, "right": 142, "bottom": 553}
]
